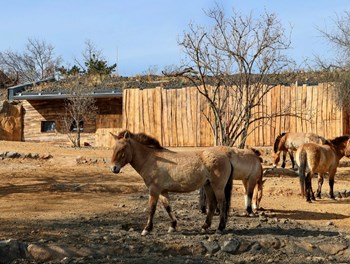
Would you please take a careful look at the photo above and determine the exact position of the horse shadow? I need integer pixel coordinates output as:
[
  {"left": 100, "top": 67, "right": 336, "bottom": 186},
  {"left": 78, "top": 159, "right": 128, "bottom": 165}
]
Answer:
[{"left": 268, "top": 208, "right": 348, "bottom": 221}]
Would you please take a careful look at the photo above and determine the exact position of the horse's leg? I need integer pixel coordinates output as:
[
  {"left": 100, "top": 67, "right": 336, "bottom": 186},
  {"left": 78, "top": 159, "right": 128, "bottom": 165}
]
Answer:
[
  {"left": 159, "top": 192, "right": 177, "bottom": 233},
  {"left": 142, "top": 192, "right": 159, "bottom": 236},
  {"left": 289, "top": 151, "right": 296, "bottom": 169},
  {"left": 328, "top": 169, "right": 337, "bottom": 199},
  {"left": 202, "top": 182, "right": 217, "bottom": 231},
  {"left": 305, "top": 172, "right": 312, "bottom": 203},
  {"left": 242, "top": 179, "right": 254, "bottom": 216},
  {"left": 198, "top": 186, "right": 207, "bottom": 214},
  {"left": 281, "top": 150, "right": 287, "bottom": 168},
  {"left": 211, "top": 190, "right": 227, "bottom": 233},
  {"left": 316, "top": 173, "right": 324, "bottom": 199}
]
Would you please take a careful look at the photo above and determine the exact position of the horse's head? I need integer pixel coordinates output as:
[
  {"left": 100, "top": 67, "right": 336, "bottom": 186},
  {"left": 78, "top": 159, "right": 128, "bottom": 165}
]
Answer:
[
  {"left": 110, "top": 131, "right": 133, "bottom": 174},
  {"left": 272, "top": 152, "right": 280, "bottom": 168}
]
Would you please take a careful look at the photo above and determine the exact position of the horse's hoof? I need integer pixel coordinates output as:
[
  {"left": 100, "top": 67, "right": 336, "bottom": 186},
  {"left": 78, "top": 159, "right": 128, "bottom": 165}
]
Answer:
[
  {"left": 202, "top": 223, "right": 210, "bottom": 230},
  {"left": 168, "top": 227, "right": 176, "bottom": 233},
  {"left": 306, "top": 200, "right": 312, "bottom": 203},
  {"left": 215, "top": 229, "right": 224, "bottom": 235},
  {"left": 141, "top": 229, "right": 149, "bottom": 236},
  {"left": 241, "top": 212, "right": 249, "bottom": 217},
  {"left": 200, "top": 228, "right": 208, "bottom": 234}
]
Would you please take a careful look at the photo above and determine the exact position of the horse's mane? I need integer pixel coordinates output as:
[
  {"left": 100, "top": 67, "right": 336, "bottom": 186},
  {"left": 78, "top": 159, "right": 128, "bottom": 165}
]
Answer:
[
  {"left": 273, "top": 132, "right": 287, "bottom": 153},
  {"left": 117, "top": 130, "right": 164, "bottom": 150},
  {"left": 327, "top": 135, "right": 350, "bottom": 146},
  {"left": 250, "top": 148, "right": 263, "bottom": 162}
]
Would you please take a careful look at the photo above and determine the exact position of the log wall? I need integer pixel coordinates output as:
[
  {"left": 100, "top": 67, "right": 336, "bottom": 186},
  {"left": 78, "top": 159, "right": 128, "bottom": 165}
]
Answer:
[{"left": 122, "top": 83, "right": 345, "bottom": 147}]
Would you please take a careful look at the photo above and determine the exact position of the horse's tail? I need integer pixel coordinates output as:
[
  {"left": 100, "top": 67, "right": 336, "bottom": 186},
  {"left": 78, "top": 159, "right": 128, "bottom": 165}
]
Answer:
[
  {"left": 298, "top": 148, "right": 307, "bottom": 198},
  {"left": 273, "top": 132, "right": 286, "bottom": 153},
  {"left": 224, "top": 163, "right": 234, "bottom": 219}
]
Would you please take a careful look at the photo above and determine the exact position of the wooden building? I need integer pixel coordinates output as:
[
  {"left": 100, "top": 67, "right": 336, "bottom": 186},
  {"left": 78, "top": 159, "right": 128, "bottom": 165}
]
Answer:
[
  {"left": 7, "top": 78, "right": 349, "bottom": 148},
  {"left": 8, "top": 78, "right": 123, "bottom": 147}
]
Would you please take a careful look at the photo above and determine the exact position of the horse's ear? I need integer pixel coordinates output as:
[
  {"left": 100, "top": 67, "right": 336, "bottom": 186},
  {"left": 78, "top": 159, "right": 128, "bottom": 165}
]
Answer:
[
  {"left": 110, "top": 132, "right": 119, "bottom": 140},
  {"left": 124, "top": 131, "right": 131, "bottom": 139}
]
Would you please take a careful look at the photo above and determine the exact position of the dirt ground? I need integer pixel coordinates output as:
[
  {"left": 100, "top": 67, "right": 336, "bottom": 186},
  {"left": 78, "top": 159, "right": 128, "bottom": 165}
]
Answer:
[{"left": 0, "top": 141, "right": 350, "bottom": 263}]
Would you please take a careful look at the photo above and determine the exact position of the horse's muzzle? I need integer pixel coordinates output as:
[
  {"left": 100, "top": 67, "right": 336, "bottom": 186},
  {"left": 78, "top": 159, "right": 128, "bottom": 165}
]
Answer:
[{"left": 111, "top": 165, "right": 121, "bottom": 174}]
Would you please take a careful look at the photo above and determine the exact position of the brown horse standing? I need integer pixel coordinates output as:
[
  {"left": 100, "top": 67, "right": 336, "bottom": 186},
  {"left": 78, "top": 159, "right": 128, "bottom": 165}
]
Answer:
[
  {"left": 199, "top": 147, "right": 264, "bottom": 216},
  {"left": 273, "top": 132, "right": 326, "bottom": 169},
  {"left": 295, "top": 135, "right": 350, "bottom": 202},
  {"left": 110, "top": 130, "right": 234, "bottom": 235}
]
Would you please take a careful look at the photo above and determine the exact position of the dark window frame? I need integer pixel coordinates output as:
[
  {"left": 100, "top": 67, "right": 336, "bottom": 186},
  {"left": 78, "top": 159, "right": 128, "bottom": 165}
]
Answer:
[
  {"left": 70, "top": 120, "right": 84, "bottom": 132},
  {"left": 41, "top": 121, "right": 56, "bottom": 132}
]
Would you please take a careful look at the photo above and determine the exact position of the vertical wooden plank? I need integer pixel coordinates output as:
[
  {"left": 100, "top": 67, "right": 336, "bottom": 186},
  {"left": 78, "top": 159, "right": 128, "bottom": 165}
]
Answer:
[
  {"left": 161, "top": 88, "right": 168, "bottom": 146},
  {"left": 143, "top": 89, "right": 150, "bottom": 136},
  {"left": 311, "top": 85, "right": 318, "bottom": 134},
  {"left": 186, "top": 88, "right": 194, "bottom": 146},
  {"left": 191, "top": 87, "right": 198, "bottom": 146},
  {"left": 305, "top": 85, "right": 312, "bottom": 133},
  {"left": 259, "top": 88, "right": 264, "bottom": 146},
  {"left": 122, "top": 89, "right": 129, "bottom": 129},
  {"left": 134, "top": 89, "right": 140, "bottom": 132},
  {"left": 167, "top": 89, "right": 174, "bottom": 147},
  {"left": 285, "top": 84, "right": 291, "bottom": 133},
  {"left": 279, "top": 85, "right": 285, "bottom": 133},
  {"left": 322, "top": 83, "right": 328, "bottom": 138},
  {"left": 155, "top": 87, "right": 162, "bottom": 143},
  {"left": 301, "top": 84, "right": 307, "bottom": 132},
  {"left": 171, "top": 89, "right": 178, "bottom": 146},
  {"left": 130, "top": 89, "right": 136, "bottom": 133},
  {"left": 275, "top": 85, "right": 281, "bottom": 143},
  {"left": 181, "top": 88, "right": 189, "bottom": 146},
  {"left": 316, "top": 83, "right": 323, "bottom": 136},
  {"left": 139, "top": 88, "right": 145, "bottom": 133},
  {"left": 266, "top": 85, "right": 273, "bottom": 145}
]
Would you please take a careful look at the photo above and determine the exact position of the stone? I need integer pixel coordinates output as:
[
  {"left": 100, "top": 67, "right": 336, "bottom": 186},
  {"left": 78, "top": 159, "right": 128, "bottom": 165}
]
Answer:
[
  {"left": 221, "top": 239, "right": 240, "bottom": 254},
  {"left": 202, "top": 240, "right": 220, "bottom": 254},
  {"left": 319, "top": 243, "right": 348, "bottom": 255},
  {"left": 294, "top": 240, "right": 316, "bottom": 253},
  {"left": 192, "top": 242, "right": 206, "bottom": 255},
  {"left": 41, "top": 153, "right": 53, "bottom": 159},
  {"left": 260, "top": 237, "right": 281, "bottom": 249},
  {"left": 237, "top": 240, "right": 254, "bottom": 253},
  {"left": 0, "top": 239, "right": 27, "bottom": 263},
  {"left": 5, "top": 152, "right": 19, "bottom": 158}
]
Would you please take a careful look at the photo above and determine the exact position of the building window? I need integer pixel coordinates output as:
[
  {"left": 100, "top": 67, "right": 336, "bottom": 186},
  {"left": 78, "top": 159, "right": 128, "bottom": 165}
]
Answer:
[
  {"left": 41, "top": 121, "right": 56, "bottom": 132},
  {"left": 70, "top": 120, "right": 84, "bottom": 132}
]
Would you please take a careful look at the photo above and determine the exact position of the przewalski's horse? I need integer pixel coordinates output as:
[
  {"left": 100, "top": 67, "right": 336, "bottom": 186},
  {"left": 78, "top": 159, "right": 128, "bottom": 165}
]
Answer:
[
  {"left": 199, "top": 147, "right": 264, "bottom": 216},
  {"left": 295, "top": 135, "right": 350, "bottom": 202},
  {"left": 110, "top": 130, "right": 234, "bottom": 235},
  {"left": 273, "top": 132, "right": 326, "bottom": 169}
]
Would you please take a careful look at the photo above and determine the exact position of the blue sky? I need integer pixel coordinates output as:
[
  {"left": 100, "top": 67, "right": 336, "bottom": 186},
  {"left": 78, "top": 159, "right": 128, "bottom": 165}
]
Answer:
[{"left": 0, "top": 0, "right": 349, "bottom": 76}]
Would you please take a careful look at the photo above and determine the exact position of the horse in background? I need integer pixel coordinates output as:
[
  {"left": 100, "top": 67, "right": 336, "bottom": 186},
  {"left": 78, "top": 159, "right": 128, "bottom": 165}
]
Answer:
[
  {"left": 273, "top": 132, "right": 326, "bottom": 169},
  {"left": 199, "top": 147, "right": 264, "bottom": 216},
  {"left": 110, "top": 130, "right": 234, "bottom": 235},
  {"left": 296, "top": 135, "right": 350, "bottom": 202}
]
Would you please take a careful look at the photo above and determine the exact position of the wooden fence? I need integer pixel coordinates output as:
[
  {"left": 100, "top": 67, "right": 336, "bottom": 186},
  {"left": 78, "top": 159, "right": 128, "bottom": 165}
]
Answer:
[{"left": 122, "top": 83, "right": 347, "bottom": 147}]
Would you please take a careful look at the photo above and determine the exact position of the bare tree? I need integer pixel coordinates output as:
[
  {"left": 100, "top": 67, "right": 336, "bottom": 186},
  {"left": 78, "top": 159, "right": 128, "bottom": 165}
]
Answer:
[
  {"left": 59, "top": 78, "right": 98, "bottom": 147},
  {"left": 0, "top": 38, "right": 61, "bottom": 83},
  {"left": 165, "top": 7, "right": 296, "bottom": 148},
  {"left": 317, "top": 11, "right": 350, "bottom": 112}
]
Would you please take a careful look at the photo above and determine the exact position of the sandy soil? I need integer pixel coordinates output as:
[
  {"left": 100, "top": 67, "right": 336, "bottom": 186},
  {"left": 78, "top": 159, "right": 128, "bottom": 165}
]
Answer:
[{"left": 0, "top": 141, "right": 350, "bottom": 263}]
